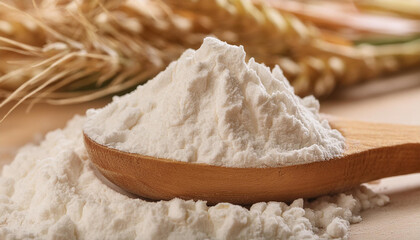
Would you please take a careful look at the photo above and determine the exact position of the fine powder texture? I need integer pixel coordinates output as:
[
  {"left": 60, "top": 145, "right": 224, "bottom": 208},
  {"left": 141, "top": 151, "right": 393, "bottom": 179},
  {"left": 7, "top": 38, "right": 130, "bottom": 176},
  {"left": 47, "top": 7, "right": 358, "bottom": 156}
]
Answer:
[
  {"left": 0, "top": 117, "right": 389, "bottom": 239},
  {"left": 84, "top": 37, "right": 345, "bottom": 167}
]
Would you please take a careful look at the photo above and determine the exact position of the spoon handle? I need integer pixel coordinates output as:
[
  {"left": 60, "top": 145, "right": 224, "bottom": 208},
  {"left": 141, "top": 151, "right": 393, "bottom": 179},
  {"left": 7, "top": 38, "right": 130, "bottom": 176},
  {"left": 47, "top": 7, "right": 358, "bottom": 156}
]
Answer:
[{"left": 329, "top": 118, "right": 420, "bottom": 178}]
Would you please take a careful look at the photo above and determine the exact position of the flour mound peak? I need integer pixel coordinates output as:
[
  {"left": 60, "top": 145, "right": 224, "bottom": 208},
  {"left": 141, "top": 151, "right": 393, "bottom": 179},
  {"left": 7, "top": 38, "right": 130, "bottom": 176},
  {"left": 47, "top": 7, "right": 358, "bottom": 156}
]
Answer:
[{"left": 84, "top": 37, "right": 345, "bottom": 167}]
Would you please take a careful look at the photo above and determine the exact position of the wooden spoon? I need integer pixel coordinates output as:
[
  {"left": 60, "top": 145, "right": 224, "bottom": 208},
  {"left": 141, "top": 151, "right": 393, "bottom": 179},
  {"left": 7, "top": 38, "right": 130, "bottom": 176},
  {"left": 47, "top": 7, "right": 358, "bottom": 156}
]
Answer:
[{"left": 83, "top": 116, "right": 420, "bottom": 205}]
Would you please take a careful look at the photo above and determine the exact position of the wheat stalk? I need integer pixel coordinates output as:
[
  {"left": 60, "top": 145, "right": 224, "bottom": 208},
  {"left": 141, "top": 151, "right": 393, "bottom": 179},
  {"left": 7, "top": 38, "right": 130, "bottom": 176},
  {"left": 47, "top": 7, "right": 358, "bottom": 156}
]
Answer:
[
  {"left": 354, "top": 0, "right": 420, "bottom": 18},
  {"left": 0, "top": 0, "right": 192, "bottom": 121},
  {"left": 0, "top": 0, "right": 419, "bottom": 121},
  {"left": 166, "top": 0, "right": 420, "bottom": 96}
]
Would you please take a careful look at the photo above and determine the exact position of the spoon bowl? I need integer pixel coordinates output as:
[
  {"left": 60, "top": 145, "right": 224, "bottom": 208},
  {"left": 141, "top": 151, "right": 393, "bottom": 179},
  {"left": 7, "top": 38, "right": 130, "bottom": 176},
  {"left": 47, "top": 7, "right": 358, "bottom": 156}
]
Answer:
[{"left": 84, "top": 116, "right": 420, "bottom": 204}]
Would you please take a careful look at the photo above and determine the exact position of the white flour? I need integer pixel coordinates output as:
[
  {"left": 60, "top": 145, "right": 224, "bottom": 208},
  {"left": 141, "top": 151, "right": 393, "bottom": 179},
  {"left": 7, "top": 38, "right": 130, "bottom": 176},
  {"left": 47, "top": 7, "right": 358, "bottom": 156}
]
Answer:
[
  {"left": 0, "top": 116, "right": 389, "bottom": 239},
  {"left": 84, "top": 37, "right": 345, "bottom": 167},
  {"left": 0, "top": 37, "right": 388, "bottom": 239}
]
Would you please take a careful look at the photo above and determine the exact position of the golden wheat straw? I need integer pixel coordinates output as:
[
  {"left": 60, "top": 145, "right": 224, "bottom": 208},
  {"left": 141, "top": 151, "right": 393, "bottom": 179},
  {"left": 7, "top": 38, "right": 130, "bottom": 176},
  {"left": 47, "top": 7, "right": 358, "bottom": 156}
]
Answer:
[{"left": 0, "top": 0, "right": 419, "bottom": 121}]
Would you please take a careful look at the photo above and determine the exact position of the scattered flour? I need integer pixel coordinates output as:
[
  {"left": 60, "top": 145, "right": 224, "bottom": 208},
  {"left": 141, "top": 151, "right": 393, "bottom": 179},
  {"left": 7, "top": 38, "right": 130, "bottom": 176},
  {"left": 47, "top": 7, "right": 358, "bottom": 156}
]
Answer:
[
  {"left": 84, "top": 37, "right": 345, "bottom": 167},
  {"left": 0, "top": 116, "right": 389, "bottom": 239}
]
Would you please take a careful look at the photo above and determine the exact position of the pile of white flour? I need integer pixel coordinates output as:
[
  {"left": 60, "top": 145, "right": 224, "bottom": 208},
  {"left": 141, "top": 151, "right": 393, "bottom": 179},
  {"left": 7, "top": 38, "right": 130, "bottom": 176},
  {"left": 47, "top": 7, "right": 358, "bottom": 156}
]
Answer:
[
  {"left": 0, "top": 116, "right": 389, "bottom": 239},
  {"left": 0, "top": 38, "right": 389, "bottom": 239},
  {"left": 84, "top": 37, "right": 345, "bottom": 167}
]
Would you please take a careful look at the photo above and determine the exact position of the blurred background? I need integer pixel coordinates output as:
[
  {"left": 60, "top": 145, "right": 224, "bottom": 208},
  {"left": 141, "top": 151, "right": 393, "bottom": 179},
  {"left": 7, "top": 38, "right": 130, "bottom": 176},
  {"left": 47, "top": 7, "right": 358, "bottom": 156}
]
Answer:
[{"left": 0, "top": 0, "right": 420, "bottom": 118}]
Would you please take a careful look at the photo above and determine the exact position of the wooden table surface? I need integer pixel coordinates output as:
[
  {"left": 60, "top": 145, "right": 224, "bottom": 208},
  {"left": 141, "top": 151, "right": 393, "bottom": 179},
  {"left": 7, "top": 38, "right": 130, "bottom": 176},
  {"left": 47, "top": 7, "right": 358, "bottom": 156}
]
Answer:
[{"left": 1, "top": 71, "right": 420, "bottom": 239}]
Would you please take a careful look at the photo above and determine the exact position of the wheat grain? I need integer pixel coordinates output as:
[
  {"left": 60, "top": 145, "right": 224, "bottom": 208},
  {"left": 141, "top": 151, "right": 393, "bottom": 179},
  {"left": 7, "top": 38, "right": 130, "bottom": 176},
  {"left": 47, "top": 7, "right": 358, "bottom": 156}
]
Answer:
[{"left": 0, "top": 0, "right": 419, "bottom": 120}]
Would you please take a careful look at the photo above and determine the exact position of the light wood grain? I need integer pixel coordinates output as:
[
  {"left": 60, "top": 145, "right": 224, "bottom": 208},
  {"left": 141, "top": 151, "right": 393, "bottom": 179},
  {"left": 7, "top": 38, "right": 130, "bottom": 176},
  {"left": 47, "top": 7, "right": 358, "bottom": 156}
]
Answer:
[{"left": 84, "top": 117, "right": 420, "bottom": 205}]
